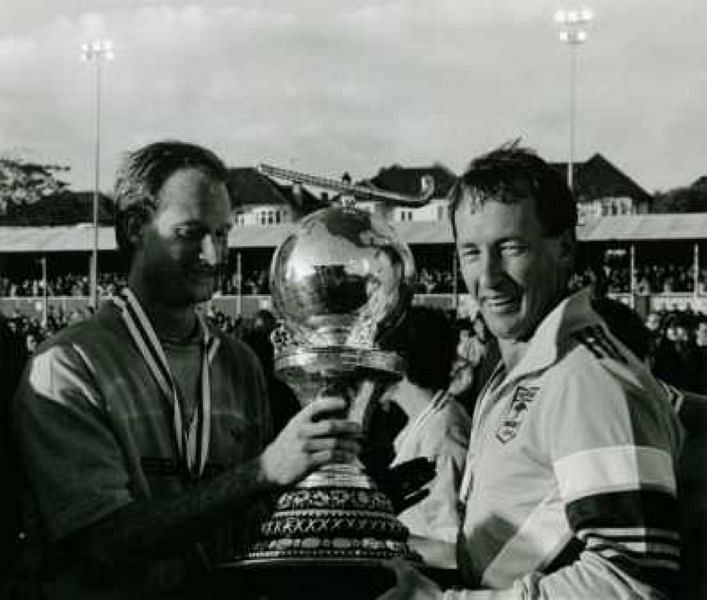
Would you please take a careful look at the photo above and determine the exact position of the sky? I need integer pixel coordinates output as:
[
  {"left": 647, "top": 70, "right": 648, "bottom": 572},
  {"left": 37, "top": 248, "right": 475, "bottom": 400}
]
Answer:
[{"left": 0, "top": 0, "right": 705, "bottom": 194}]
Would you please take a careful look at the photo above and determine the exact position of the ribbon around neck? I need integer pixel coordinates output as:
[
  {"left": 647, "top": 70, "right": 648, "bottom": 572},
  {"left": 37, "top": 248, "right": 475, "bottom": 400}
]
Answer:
[{"left": 111, "top": 288, "right": 219, "bottom": 479}]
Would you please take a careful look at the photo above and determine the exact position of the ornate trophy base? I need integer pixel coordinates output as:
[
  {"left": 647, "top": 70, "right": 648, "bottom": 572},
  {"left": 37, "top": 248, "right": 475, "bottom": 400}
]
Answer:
[{"left": 236, "top": 464, "right": 421, "bottom": 565}]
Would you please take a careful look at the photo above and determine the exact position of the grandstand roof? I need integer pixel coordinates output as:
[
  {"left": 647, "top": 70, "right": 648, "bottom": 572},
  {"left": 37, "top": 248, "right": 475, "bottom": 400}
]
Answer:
[
  {"left": 579, "top": 213, "right": 707, "bottom": 241},
  {"left": 394, "top": 214, "right": 707, "bottom": 244},
  {"left": 228, "top": 223, "right": 292, "bottom": 248},
  {"left": 0, "top": 224, "right": 116, "bottom": 253},
  {"left": 0, "top": 213, "right": 705, "bottom": 253}
]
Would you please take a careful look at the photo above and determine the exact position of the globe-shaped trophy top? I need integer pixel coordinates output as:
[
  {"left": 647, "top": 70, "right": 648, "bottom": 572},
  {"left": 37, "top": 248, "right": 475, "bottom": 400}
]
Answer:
[{"left": 270, "top": 205, "right": 416, "bottom": 357}]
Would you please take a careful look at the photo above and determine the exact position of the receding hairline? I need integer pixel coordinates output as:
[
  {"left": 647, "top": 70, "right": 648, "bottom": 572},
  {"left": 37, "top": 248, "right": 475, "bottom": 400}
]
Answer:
[
  {"left": 450, "top": 181, "right": 566, "bottom": 239},
  {"left": 448, "top": 143, "right": 577, "bottom": 240},
  {"left": 114, "top": 140, "right": 229, "bottom": 211},
  {"left": 113, "top": 140, "right": 230, "bottom": 257},
  {"left": 153, "top": 166, "right": 229, "bottom": 201}
]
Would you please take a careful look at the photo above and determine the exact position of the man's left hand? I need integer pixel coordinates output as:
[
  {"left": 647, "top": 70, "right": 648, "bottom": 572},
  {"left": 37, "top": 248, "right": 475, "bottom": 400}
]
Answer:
[{"left": 376, "top": 558, "right": 444, "bottom": 600}]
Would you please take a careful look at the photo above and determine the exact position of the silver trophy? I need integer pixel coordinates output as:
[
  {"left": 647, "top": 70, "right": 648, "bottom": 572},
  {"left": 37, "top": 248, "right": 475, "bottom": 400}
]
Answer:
[{"left": 237, "top": 166, "right": 435, "bottom": 567}]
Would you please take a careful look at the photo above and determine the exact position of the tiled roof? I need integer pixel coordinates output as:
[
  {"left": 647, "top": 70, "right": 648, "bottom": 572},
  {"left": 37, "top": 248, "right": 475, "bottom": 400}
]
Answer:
[
  {"left": 551, "top": 153, "right": 653, "bottom": 205},
  {"left": 227, "top": 167, "right": 327, "bottom": 216},
  {"left": 226, "top": 167, "right": 289, "bottom": 207}
]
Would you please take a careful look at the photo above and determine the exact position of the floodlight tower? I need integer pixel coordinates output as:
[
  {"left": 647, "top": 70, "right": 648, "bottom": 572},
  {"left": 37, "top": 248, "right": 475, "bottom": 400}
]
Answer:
[
  {"left": 554, "top": 7, "right": 593, "bottom": 192},
  {"left": 81, "top": 39, "right": 114, "bottom": 308}
]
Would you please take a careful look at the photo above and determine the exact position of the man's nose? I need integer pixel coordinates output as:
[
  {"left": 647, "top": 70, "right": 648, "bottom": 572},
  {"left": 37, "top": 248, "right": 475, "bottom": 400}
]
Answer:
[
  {"left": 478, "top": 251, "right": 503, "bottom": 289},
  {"left": 200, "top": 234, "right": 220, "bottom": 266}
]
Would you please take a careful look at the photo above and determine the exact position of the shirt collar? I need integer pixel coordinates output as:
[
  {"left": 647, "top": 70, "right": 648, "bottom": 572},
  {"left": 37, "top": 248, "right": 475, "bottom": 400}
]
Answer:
[{"left": 505, "top": 287, "right": 599, "bottom": 381}]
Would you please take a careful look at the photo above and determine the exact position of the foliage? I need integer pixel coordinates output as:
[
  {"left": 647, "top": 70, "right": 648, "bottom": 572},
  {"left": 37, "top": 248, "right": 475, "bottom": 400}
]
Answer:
[
  {"left": 652, "top": 179, "right": 707, "bottom": 213},
  {"left": 0, "top": 191, "right": 115, "bottom": 226},
  {"left": 0, "top": 157, "right": 70, "bottom": 214}
]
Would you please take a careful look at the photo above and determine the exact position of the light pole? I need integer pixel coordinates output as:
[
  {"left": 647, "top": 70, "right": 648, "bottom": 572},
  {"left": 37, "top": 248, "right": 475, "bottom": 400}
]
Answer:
[
  {"left": 554, "top": 7, "right": 593, "bottom": 193},
  {"left": 81, "top": 39, "right": 114, "bottom": 308}
]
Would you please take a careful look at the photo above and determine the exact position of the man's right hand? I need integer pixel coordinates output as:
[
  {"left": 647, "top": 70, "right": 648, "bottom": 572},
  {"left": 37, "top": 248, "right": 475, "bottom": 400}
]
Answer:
[{"left": 260, "top": 396, "right": 361, "bottom": 487}]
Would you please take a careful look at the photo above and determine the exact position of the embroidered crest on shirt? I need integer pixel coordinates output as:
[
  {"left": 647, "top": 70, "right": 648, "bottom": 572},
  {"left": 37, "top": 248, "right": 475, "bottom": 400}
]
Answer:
[{"left": 496, "top": 385, "right": 540, "bottom": 444}]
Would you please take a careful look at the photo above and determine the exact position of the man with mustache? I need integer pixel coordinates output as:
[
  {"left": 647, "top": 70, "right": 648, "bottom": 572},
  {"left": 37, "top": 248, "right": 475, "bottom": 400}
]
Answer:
[
  {"left": 379, "top": 143, "right": 682, "bottom": 599},
  {"left": 14, "top": 141, "right": 360, "bottom": 599}
]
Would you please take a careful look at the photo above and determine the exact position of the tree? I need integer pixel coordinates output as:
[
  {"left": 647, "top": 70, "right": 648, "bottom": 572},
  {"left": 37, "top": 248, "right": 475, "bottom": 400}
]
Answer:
[
  {"left": 652, "top": 185, "right": 707, "bottom": 213},
  {"left": 0, "top": 157, "right": 70, "bottom": 214}
]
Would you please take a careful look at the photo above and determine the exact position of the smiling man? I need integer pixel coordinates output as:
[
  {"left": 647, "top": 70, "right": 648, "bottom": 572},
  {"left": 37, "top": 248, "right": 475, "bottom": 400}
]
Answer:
[
  {"left": 379, "top": 144, "right": 683, "bottom": 600},
  {"left": 14, "top": 141, "right": 360, "bottom": 599}
]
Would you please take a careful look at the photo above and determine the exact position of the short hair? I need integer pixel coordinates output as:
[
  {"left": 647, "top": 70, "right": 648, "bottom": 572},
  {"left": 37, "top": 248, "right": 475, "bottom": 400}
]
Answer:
[
  {"left": 448, "top": 141, "right": 577, "bottom": 239},
  {"left": 390, "top": 306, "right": 456, "bottom": 391},
  {"left": 114, "top": 140, "right": 229, "bottom": 256}
]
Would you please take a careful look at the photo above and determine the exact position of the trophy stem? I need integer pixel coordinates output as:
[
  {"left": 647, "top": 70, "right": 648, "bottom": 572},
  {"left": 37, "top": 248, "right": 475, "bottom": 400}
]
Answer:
[{"left": 299, "top": 461, "right": 373, "bottom": 490}]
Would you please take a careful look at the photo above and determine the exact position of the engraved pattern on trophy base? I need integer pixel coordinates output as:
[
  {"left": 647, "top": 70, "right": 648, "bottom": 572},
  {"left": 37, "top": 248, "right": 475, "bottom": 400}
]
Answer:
[
  {"left": 238, "top": 486, "right": 421, "bottom": 563},
  {"left": 247, "top": 535, "right": 418, "bottom": 561}
]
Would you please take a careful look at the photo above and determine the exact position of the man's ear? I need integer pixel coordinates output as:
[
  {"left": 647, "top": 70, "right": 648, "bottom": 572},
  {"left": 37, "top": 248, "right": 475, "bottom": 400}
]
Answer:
[
  {"left": 556, "top": 228, "right": 576, "bottom": 269},
  {"left": 124, "top": 209, "right": 149, "bottom": 250}
]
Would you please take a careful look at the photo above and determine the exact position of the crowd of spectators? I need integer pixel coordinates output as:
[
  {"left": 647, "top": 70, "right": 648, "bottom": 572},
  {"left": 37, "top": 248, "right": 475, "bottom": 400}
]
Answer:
[
  {"left": 221, "top": 270, "right": 270, "bottom": 295},
  {"left": 634, "top": 264, "right": 707, "bottom": 294},
  {"left": 4, "top": 295, "right": 707, "bottom": 410},
  {"left": 571, "top": 263, "right": 707, "bottom": 295},
  {"left": 0, "top": 306, "right": 95, "bottom": 356},
  {"left": 414, "top": 267, "right": 456, "bottom": 294},
  {"left": 0, "top": 304, "right": 266, "bottom": 365},
  {"left": 645, "top": 309, "right": 707, "bottom": 395},
  {"left": 0, "top": 273, "right": 128, "bottom": 298},
  {"left": 2, "top": 268, "right": 461, "bottom": 298},
  {"left": 3, "top": 263, "right": 707, "bottom": 298}
]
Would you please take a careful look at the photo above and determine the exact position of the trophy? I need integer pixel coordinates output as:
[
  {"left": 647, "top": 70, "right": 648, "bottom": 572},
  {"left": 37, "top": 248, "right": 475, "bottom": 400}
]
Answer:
[{"left": 235, "top": 165, "right": 435, "bottom": 570}]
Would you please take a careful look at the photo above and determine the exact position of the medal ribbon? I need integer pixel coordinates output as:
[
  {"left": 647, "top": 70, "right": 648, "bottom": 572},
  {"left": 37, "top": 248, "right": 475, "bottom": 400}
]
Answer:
[{"left": 111, "top": 288, "right": 219, "bottom": 479}]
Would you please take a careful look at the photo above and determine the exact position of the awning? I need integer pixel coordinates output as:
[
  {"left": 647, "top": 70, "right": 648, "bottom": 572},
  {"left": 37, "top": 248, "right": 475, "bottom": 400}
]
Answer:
[
  {"left": 0, "top": 213, "right": 705, "bottom": 253},
  {"left": 0, "top": 224, "right": 116, "bottom": 253},
  {"left": 578, "top": 214, "right": 707, "bottom": 241}
]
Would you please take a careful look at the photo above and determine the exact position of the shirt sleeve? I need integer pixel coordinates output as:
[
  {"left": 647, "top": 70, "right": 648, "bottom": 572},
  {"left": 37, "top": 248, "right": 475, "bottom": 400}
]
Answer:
[
  {"left": 520, "top": 361, "right": 680, "bottom": 599},
  {"left": 397, "top": 403, "right": 470, "bottom": 544},
  {"left": 15, "top": 343, "right": 134, "bottom": 541}
]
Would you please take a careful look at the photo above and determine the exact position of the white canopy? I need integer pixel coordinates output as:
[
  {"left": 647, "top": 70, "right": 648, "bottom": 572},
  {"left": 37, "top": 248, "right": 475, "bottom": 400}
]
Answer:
[{"left": 0, "top": 213, "right": 705, "bottom": 253}]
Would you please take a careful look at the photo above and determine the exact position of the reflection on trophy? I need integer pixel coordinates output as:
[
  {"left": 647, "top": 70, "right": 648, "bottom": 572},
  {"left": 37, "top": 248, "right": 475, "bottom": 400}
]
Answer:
[{"left": 236, "top": 166, "right": 435, "bottom": 569}]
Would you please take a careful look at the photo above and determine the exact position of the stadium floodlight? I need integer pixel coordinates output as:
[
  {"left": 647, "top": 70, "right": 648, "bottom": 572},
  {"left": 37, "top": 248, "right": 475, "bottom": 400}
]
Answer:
[
  {"left": 81, "top": 38, "right": 114, "bottom": 309},
  {"left": 553, "top": 7, "right": 593, "bottom": 192}
]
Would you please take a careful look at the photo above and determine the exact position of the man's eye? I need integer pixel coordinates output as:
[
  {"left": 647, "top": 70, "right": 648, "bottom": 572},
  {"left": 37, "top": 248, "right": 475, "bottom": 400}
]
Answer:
[
  {"left": 500, "top": 243, "right": 526, "bottom": 257},
  {"left": 174, "top": 226, "right": 204, "bottom": 241},
  {"left": 460, "top": 248, "right": 480, "bottom": 261},
  {"left": 215, "top": 228, "right": 231, "bottom": 243}
]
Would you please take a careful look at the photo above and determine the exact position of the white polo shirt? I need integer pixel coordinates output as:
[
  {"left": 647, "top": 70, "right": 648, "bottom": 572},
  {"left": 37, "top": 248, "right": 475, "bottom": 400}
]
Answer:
[{"left": 453, "top": 289, "right": 683, "bottom": 599}]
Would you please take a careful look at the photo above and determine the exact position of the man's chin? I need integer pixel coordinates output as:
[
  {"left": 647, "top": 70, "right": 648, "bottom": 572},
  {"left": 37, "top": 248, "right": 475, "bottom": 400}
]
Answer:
[
  {"left": 169, "top": 282, "right": 215, "bottom": 308},
  {"left": 191, "top": 285, "right": 216, "bottom": 304},
  {"left": 483, "top": 311, "right": 526, "bottom": 341}
]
